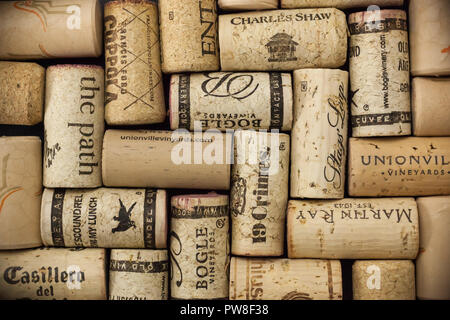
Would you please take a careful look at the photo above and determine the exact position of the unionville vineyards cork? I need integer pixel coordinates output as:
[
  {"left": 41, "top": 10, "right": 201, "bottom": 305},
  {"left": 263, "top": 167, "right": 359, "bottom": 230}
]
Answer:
[
  {"left": 281, "top": 0, "right": 404, "bottom": 9},
  {"left": 231, "top": 131, "right": 289, "bottom": 256},
  {"left": 170, "top": 193, "right": 229, "bottom": 300},
  {"left": 349, "top": 10, "right": 411, "bottom": 137},
  {"left": 0, "top": 0, "right": 102, "bottom": 59},
  {"left": 43, "top": 65, "right": 104, "bottom": 188},
  {"left": 291, "top": 69, "right": 348, "bottom": 199},
  {"left": 104, "top": 0, "right": 166, "bottom": 125},
  {"left": 219, "top": 0, "right": 278, "bottom": 11},
  {"left": 219, "top": 8, "right": 347, "bottom": 71},
  {"left": 169, "top": 72, "right": 293, "bottom": 131},
  {"left": 40, "top": 188, "right": 167, "bottom": 248}
]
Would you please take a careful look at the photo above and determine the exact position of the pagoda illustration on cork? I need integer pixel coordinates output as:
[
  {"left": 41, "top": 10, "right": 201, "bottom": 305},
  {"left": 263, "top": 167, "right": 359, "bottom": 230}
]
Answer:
[{"left": 266, "top": 33, "right": 299, "bottom": 62}]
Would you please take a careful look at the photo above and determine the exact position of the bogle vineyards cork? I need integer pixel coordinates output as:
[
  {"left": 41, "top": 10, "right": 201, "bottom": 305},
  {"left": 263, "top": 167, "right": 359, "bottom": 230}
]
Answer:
[
  {"left": 109, "top": 249, "right": 169, "bottom": 300},
  {"left": 169, "top": 72, "right": 293, "bottom": 131},
  {"left": 40, "top": 188, "right": 167, "bottom": 248},
  {"left": 104, "top": 0, "right": 166, "bottom": 125},
  {"left": 229, "top": 258, "right": 342, "bottom": 300},
  {"left": 291, "top": 69, "right": 348, "bottom": 199},
  {"left": 231, "top": 131, "right": 290, "bottom": 256},
  {"left": 219, "top": 8, "right": 347, "bottom": 71},
  {"left": 170, "top": 193, "right": 229, "bottom": 300},
  {"left": 0, "top": 248, "right": 106, "bottom": 300},
  {"left": 280, "top": 0, "right": 404, "bottom": 9},
  {"left": 287, "top": 198, "right": 419, "bottom": 259},
  {"left": 43, "top": 65, "right": 104, "bottom": 188},
  {"left": 348, "top": 137, "right": 450, "bottom": 196},
  {"left": 349, "top": 10, "right": 411, "bottom": 137}
]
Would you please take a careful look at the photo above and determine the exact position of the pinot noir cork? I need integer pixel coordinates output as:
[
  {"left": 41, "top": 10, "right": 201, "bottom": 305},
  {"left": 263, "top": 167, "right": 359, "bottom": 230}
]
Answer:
[
  {"left": 416, "top": 196, "right": 450, "bottom": 300},
  {"left": 348, "top": 137, "right": 450, "bottom": 196},
  {"left": 109, "top": 249, "right": 169, "bottom": 300},
  {"left": 287, "top": 198, "right": 419, "bottom": 259},
  {"left": 0, "top": 0, "right": 102, "bottom": 59},
  {"left": 41, "top": 188, "right": 167, "bottom": 249},
  {"left": 229, "top": 258, "right": 342, "bottom": 300},
  {"left": 0, "top": 137, "right": 42, "bottom": 250},
  {"left": 0, "top": 62, "right": 45, "bottom": 125},
  {"left": 291, "top": 69, "right": 348, "bottom": 199},
  {"left": 349, "top": 10, "right": 411, "bottom": 137},
  {"left": 102, "top": 130, "right": 232, "bottom": 190},
  {"left": 353, "top": 260, "right": 416, "bottom": 300},
  {"left": 169, "top": 72, "right": 293, "bottom": 131},
  {"left": 231, "top": 131, "right": 290, "bottom": 256},
  {"left": 0, "top": 248, "right": 106, "bottom": 300},
  {"left": 170, "top": 193, "right": 229, "bottom": 300},
  {"left": 281, "top": 0, "right": 404, "bottom": 9},
  {"left": 104, "top": 0, "right": 166, "bottom": 125},
  {"left": 43, "top": 65, "right": 104, "bottom": 188},
  {"left": 219, "top": 8, "right": 347, "bottom": 71},
  {"left": 218, "top": 0, "right": 278, "bottom": 11},
  {"left": 159, "top": 0, "right": 219, "bottom": 73}
]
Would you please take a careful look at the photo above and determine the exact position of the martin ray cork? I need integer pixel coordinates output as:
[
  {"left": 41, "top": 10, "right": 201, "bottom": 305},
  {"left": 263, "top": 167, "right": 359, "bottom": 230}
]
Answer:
[
  {"left": 281, "top": 0, "right": 404, "bottom": 9},
  {"left": 219, "top": 8, "right": 347, "bottom": 71},
  {"left": 218, "top": 0, "right": 278, "bottom": 11},
  {"left": 169, "top": 72, "right": 293, "bottom": 131},
  {"left": 170, "top": 193, "right": 229, "bottom": 300},
  {"left": 40, "top": 188, "right": 167, "bottom": 249},
  {"left": 287, "top": 198, "right": 419, "bottom": 259},
  {"left": 291, "top": 69, "right": 348, "bottom": 199}
]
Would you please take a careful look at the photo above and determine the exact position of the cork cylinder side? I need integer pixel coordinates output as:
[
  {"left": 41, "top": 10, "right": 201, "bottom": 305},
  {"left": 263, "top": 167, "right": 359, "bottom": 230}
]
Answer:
[
  {"left": 281, "top": 0, "right": 404, "bottom": 9},
  {"left": 218, "top": 0, "right": 278, "bottom": 11}
]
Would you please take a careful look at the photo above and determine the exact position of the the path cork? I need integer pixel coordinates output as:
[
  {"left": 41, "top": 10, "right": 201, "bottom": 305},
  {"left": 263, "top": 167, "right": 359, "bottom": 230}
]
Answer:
[
  {"left": 219, "top": 0, "right": 278, "bottom": 11},
  {"left": 281, "top": 0, "right": 404, "bottom": 9}
]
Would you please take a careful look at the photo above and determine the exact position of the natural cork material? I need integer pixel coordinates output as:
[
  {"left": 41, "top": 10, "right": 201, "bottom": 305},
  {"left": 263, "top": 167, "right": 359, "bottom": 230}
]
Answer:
[
  {"left": 0, "top": 62, "right": 45, "bottom": 125},
  {"left": 287, "top": 198, "right": 419, "bottom": 259},
  {"left": 170, "top": 193, "right": 229, "bottom": 300},
  {"left": 218, "top": 0, "right": 278, "bottom": 11},
  {"left": 231, "top": 131, "right": 290, "bottom": 256},
  {"left": 291, "top": 69, "right": 348, "bottom": 199},
  {"left": 281, "top": 0, "right": 404, "bottom": 9}
]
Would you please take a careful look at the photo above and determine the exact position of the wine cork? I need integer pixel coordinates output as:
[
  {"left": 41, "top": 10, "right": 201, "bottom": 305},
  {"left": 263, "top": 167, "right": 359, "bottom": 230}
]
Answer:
[
  {"left": 43, "top": 65, "right": 104, "bottom": 188},
  {"left": 170, "top": 193, "right": 229, "bottom": 300},
  {"left": 348, "top": 137, "right": 450, "bottom": 197},
  {"left": 230, "top": 131, "right": 289, "bottom": 257},
  {"left": 287, "top": 198, "right": 419, "bottom": 259},
  {"left": 159, "top": 0, "right": 219, "bottom": 73},
  {"left": 40, "top": 188, "right": 167, "bottom": 249},
  {"left": 169, "top": 72, "right": 293, "bottom": 131},
  {"left": 229, "top": 258, "right": 342, "bottom": 300},
  {"left": 0, "top": 0, "right": 102, "bottom": 59},
  {"left": 353, "top": 260, "right": 416, "bottom": 300},
  {"left": 0, "top": 248, "right": 106, "bottom": 300},
  {"left": 416, "top": 196, "right": 450, "bottom": 300},
  {"left": 349, "top": 10, "right": 411, "bottom": 137},
  {"left": 219, "top": 8, "right": 347, "bottom": 71},
  {"left": 218, "top": 0, "right": 278, "bottom": 11},
  {"left": 412, "top": 77, "right": 450, "bottom": 137},
  {"left": 109, "top": 249, "right": 169, "bottom": 300},
  {"left": 281, "top": 0, "right": 404, "bottom": 9},
  {"left": 0, "top": 137, "right": 42, "bottom": 250},
  {"left": 104, "top": 0, "right": 165, "bottom": 125},
  {"left": 409, "top": 0, "right": 450, "bottom": 76},
  {"left": 102, "top": 129, "right": 232, "bottom": 190},
  {"left": 0, "top": 62, "right": 45, "bottom": 126},
  {"left": 291, "top": 69, "right": 349, "bottom": 199}
]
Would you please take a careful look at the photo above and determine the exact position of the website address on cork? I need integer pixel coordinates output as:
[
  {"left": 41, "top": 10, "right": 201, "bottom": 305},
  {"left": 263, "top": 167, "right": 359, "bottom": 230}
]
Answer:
[{"left": 179, "top": 303, "right": 270, "bottom": 318}]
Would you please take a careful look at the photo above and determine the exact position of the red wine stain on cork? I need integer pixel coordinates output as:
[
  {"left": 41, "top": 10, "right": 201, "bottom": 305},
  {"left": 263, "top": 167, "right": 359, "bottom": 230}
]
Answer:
[
  {"left": 442, "top": 46, "right": 450, "bottom": 54},
  {"left": 0, "top": 187, "right": 23, "bottom": 215}
]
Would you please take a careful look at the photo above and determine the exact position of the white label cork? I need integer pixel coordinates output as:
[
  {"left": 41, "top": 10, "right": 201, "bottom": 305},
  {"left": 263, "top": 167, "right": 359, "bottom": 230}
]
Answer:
[
  {"left": 291, "top": 69, "right": 348, "bottom": 199},
  {"left": 169, "top": 72, "right": 293, "bottom": 131},
  {"left": 281, "top": 0, "right": 404, "bottom": 9},
  {"left": 218, "top": 0, "right": 278, "bottom": 11}
]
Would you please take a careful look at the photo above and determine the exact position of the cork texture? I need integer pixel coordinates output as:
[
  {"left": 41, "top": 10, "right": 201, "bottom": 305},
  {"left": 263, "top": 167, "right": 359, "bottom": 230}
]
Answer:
[
  {"left": 352, "top": 260, "right": 415, "bottom": 300},
  {"left": 291, "top": 69, "right": 348, "bottom": 199},
  {"left": 348, "top": 137, "right": 450, "bottom": 196},
  {"left": 281, "top": 0, "right": 404, "bottom": 9},
  {"left": 109, "top": 249, "right": 169, "bottom": 300},
  {"left": 287, "top": 198, "right": 419, "bottom": 259},
  {"left": 170, "top": 194, "right": 229, "bottom": 300},
  {"left": 349, "top": 10, "right": 411, "bottom": 137},
  {"left": 0, "top": 62, "right": 45, "bottom": 125},
  {"left": 41, "top": 188, "right": 167, "bottom": 249},
  {"left": 169, "top": 72, "right": 293, "bottom": 131},
  {"left": 231, "top": 131, "right": 290, "bottom": 256},
  {"left": 219, "top": 8, "right": 348, "bottom": 71},
  {"left": 104, "top": 0, "right": 166, "bottom": 125},
  {"left": 218, "top": 0, "right": 278, "bottom": 11},
  {"left": 0, "top": 137, "right": 42, "bottom": 250},
  {"left": 230, "top": 258, "right": 342, "bottom": 300},
  {"left": 0, "top": 0, "right": 102, "bottom": 59},
  {"left": 0, "top": 248, "right": 106, "bottom": 300},
  {"left": 159, "top": 0, "right": 219, "bottom": 73},
  {"left": 43, "top": 65, "right": 104, "bottom": 188}
]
